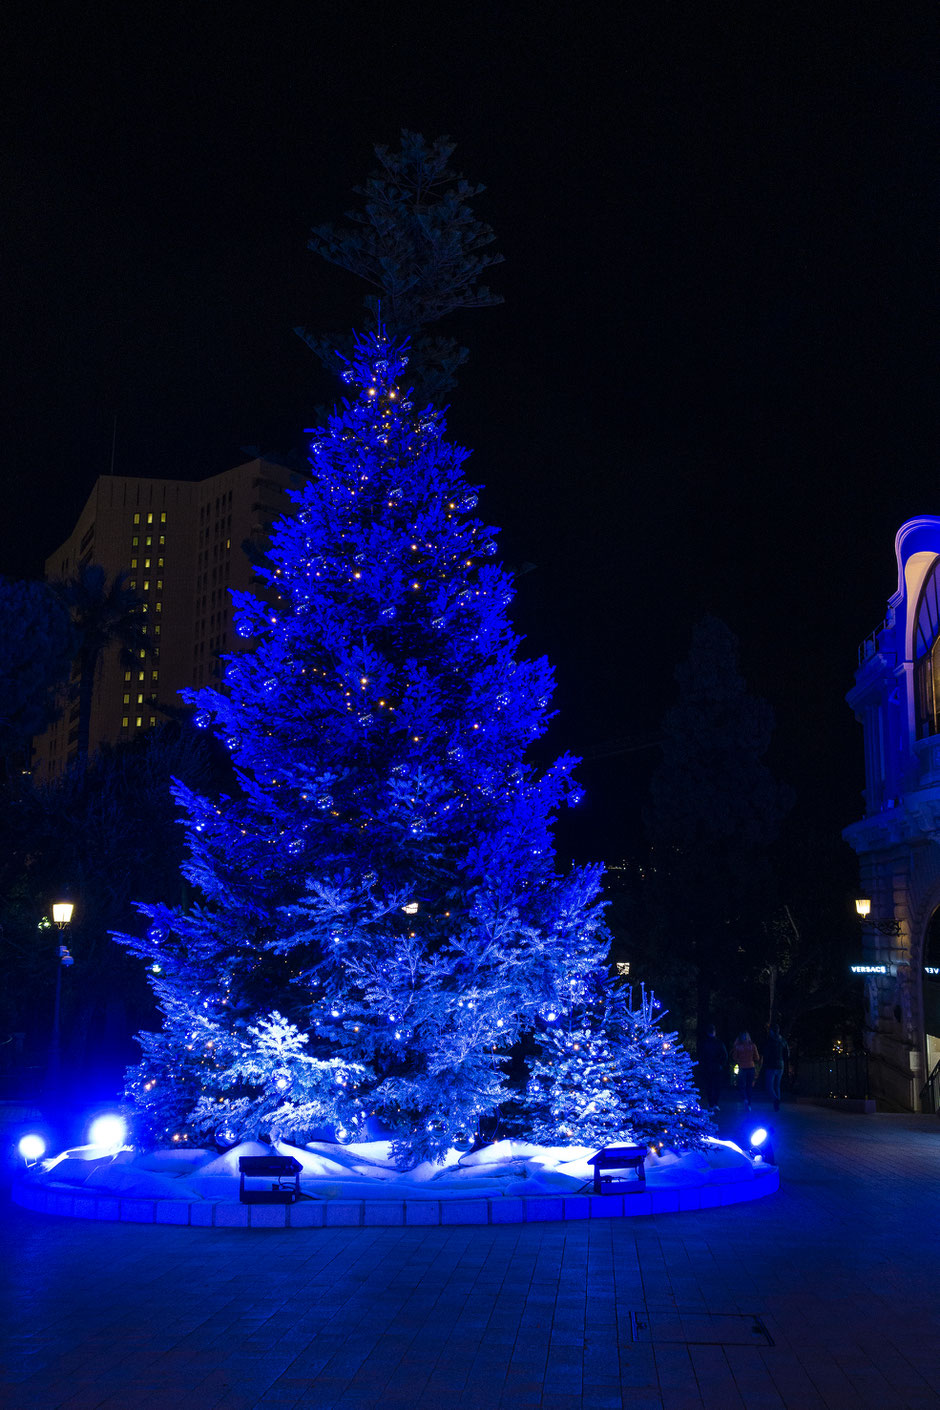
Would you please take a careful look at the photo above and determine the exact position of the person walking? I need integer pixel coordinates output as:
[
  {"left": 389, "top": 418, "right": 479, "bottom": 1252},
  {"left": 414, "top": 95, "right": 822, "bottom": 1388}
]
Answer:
[
  {"left": 731, "top": 1031, "right": 761, "bottom": 1111},
  {"left": 763, "top": 1024, "right": 789, "bottom": 1112},
  {"left": 698, "top": 1024, "right": 728, "bottom": 1109}
]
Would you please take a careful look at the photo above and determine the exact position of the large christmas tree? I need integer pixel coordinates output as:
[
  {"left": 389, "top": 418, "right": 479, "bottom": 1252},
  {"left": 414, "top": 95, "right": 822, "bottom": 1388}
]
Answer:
[{"left": 115, "top": 333, "right": 611, "bottom": 1161}]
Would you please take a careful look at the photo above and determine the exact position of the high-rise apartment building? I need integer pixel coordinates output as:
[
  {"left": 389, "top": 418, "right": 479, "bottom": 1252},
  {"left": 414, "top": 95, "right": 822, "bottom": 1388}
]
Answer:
[{"left": 34, "top": 458, "right": 305, "bottom": 778}]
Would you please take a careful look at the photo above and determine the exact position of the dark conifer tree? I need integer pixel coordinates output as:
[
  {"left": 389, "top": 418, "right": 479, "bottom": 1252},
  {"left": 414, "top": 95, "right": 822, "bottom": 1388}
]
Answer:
[
  {"left": 0, "top": 577, "right": 74, "bottom": 775},
  {"left": 646, "top": 616, "right": 793, "bottom": 1038},
  {"left": 297, "top": 132, "right": 503, "bottom": 403}
]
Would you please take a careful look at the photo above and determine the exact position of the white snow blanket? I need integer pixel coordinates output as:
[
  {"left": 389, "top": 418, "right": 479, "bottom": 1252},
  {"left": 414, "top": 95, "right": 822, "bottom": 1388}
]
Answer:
[{"left": 31, "top": 1135, "right": 762, "bottom": 1202}]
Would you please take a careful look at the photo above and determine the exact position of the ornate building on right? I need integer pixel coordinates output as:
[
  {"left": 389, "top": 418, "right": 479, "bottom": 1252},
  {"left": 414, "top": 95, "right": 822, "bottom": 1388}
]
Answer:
[{"left": 844, "top": 517, "right": 940, "bottom": 1111}]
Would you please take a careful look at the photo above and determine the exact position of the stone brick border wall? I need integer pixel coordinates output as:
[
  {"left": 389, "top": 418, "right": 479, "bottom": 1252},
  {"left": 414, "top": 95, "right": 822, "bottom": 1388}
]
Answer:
[{"left": 13, "top": 1168, "right": 778, "bottom": 1228}]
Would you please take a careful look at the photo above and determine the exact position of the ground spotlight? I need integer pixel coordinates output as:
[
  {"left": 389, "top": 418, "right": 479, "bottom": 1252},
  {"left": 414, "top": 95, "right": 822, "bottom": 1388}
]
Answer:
[
  {"left": 18, "top": 1133, "right": 46, "bottom": 1164},
  {"left": 88, "top": 1113, "right": 128, "bottom": 1151},
  {"left": 746, "top": 1126, "right": 776, "bottom": 1166}
]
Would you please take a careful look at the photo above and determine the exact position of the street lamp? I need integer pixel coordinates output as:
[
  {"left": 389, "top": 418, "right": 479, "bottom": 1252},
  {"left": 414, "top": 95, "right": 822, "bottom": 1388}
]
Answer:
[
  {"left": 855, "top": 897, "right": 902, "bottom": 936},
  {"left": 48, "top": 899, "right": 75, "bottom": 1083}
]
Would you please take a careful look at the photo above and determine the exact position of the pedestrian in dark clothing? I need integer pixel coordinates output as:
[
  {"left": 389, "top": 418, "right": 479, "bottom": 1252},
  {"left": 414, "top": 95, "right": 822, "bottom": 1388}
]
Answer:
[
  {"left": 731, "top": 1031, "right": 761, "bottom": 1111},
  {"left": 698, "top": 1025, "right": 728, "bottom": 1109},
  {"left": 763, "top": 1025, "right": 789, "bottom": 1111}
]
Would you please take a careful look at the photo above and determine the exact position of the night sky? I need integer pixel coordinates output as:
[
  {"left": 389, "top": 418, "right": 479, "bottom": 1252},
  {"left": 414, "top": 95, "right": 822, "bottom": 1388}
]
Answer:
[{"left": 3, "top": 6, "right": 938, "bottom": 862}]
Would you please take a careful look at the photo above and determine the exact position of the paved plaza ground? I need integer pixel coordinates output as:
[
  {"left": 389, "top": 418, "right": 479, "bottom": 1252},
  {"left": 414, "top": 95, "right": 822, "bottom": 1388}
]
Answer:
[{"left": 2, "top": 1101, "right": 940, "bottom": 1410}]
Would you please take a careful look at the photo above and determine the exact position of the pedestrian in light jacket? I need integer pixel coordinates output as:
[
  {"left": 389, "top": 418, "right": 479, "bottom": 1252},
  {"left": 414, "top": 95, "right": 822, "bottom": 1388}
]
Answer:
[{"left": 731, "top": 1031, "right": 760, "bottom": 1111}]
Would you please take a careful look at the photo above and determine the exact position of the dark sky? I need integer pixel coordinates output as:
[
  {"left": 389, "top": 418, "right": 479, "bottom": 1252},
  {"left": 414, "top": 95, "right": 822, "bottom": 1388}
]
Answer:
[{"left": 3, "top": 5, "right": 938, "bottom": 860}]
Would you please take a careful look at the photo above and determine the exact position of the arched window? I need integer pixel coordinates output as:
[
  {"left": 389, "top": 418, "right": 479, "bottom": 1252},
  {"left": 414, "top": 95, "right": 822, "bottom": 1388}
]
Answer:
[{"left": 914, "top": 559, "right": 940, "bottom": 737}]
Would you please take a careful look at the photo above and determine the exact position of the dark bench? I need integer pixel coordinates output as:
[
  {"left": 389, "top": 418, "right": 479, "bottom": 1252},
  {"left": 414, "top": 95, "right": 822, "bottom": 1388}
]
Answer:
[
  {"left": 588, "top": 1145, "right": 646, "bottom": 1195},
  {"left": 238, "top": 1154, "right": 303, "bottom": 1204}
]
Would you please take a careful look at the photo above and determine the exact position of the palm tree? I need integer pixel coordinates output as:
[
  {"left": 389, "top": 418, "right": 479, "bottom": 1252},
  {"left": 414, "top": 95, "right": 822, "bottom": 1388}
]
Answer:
[{"left": 53, "top": 565, "right": 150, "bottom": 763}]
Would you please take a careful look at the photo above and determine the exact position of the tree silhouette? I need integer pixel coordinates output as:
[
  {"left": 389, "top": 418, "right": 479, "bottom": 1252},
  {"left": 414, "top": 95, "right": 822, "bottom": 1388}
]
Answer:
[
  {"left": 53, "top": 565, "right": 150, "bottom": 763},
  {"left": 297, "top": 131, "right": 504, "bottom": 403},
  {"left": 0, "top": 577, "right": 75, "bottom": 778},
  {"left": 646, "top": 617, "right": 793, "bottom": 1039}
]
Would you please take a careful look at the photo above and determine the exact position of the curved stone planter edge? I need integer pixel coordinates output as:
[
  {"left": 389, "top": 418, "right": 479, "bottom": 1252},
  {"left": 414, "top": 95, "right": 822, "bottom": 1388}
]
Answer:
[{"left": 12, "top": 1167, "right": 779, "bottom": 1228}]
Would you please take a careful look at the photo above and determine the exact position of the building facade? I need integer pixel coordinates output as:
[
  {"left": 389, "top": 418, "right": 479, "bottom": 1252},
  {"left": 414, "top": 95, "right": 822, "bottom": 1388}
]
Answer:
[
  {"left": 34, "top": 458, "right": 304, "bottom": 778},
  {"left": 844, "top": 516, "right": 940, "bottom": 1111}
]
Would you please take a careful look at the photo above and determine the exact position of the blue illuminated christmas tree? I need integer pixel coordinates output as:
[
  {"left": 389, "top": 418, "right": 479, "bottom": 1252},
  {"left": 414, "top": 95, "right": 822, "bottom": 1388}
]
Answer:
[
  {"left": 115, "top": 332, "right": 611, "bottom": 1160},
  {"left": 523, "top": 977, "right": 715, "bottom": 1150}
]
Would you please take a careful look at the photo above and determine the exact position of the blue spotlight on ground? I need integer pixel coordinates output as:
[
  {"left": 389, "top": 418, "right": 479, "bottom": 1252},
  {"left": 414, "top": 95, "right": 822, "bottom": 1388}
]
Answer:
[
  {"left": 18, "top": 1133, "right": 46, "bottom": 1164},
  {"left": 746, "top": 1126, "right": 775, "bottom": 1165},
  {"left": 88, "top": 1114, "right": 128, "bottom": 1151}
]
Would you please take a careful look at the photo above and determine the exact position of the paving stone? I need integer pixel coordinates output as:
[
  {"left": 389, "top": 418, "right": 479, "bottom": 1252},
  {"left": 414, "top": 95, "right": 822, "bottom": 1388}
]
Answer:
[
  {"left": 249, "top": 1203, "right": 288, "bottom": 1228},
  {"left": 404, "top": 1201, "right": 441, "bottom": 1226},
  {"left": 440, "top": 1199, "right": 488, "bottom": 1225},
  {"left": 287, "top": 1200, "right": 324, "bottom": 1228},
  {"left": 523, "top": 1196, "right": 564, "bottom": 1223},
  {"left": 363, "top": 1200, "right": 404, "bottom": 1226},
  {"left": 118, "top": 1197, "right": 156, "bottom": 1223},
  {"left": 325, "top": 1201, "right": 362, "bottom": 1227},
  {"left": 212, "top": 1201, "right": 249, "bottom": 1227},
  {"left": 589, "top": 1194, "right": 624, "bottom": 1218},
  {"left": 156, "top": 1200, "right": 191, "bottom": 1225}
]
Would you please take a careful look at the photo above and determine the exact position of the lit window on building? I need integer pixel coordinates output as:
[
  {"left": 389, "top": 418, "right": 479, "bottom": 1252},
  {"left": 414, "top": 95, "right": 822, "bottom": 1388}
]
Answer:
[
  {"left": 156, "top": 579, "right": 163, "bottom": 591},
  {"left": 160, "top": 512, "right": 166, "bottom": 523},
  {"left": 147, "top": 513, "right": 153, "bottom": 524},
  {"left": 137, "top": 694, "right": 144, "bottom": 705},
  {"left": 146, "top": 535, "right": 152, "bottom": 546},
  {"left": 122, "top": 716, "right": 129, "bottom": 728},
  {"left": 159, "top": 534, "right": 165, "bottom": 547},
  {"left": 149, "top": 715, "right": 156, "bottom": 726},
  {"left": 156, "top": 601, "right": 162, "bottom": 612},
  {"left": 123, "top": 693, "right": 130, "bottom": 705},
  {"left": 129, "top": 580, "right": 136, "bottom": 590},
  {"left": 143, "top": 581, "right": 150, "bottom": 592},
  {"left": 124, "top": 670, "right": 132, "bottom": 682},
  {"left": 136, "top": 715, "right": 142, "bottom": 727},
  {"left": 132, "top": 535, "right": 139, "bottom": 547},
  {"left": 130, "top": 558, "right": 137, "bottom": 569},
  {"left": 152, "top": 669, "right": 159, "bottom": 681},
  {"left": 144, "top": 558, "right": 151, "bottom": 569}
]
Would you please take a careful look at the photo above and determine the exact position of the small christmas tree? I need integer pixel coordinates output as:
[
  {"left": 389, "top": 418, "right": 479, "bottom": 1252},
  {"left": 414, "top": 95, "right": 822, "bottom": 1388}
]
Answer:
[
  {"left": 115, "top": 332, "right": 609, "bottom": 1161},
  {"left": 525, "top": 977, "right": 715, "bottom": 1151}
]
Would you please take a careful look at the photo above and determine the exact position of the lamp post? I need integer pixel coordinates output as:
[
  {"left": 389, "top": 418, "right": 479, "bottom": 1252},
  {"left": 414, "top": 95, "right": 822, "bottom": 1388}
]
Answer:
[{"left": 49, "top": 901, "right": 75, "bottom": 1082}]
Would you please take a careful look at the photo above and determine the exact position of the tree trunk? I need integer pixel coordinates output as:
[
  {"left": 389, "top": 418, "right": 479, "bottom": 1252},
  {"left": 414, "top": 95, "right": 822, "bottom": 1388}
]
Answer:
[{"left": 77, "top": 647, "right": 98, "bottom": 762}]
